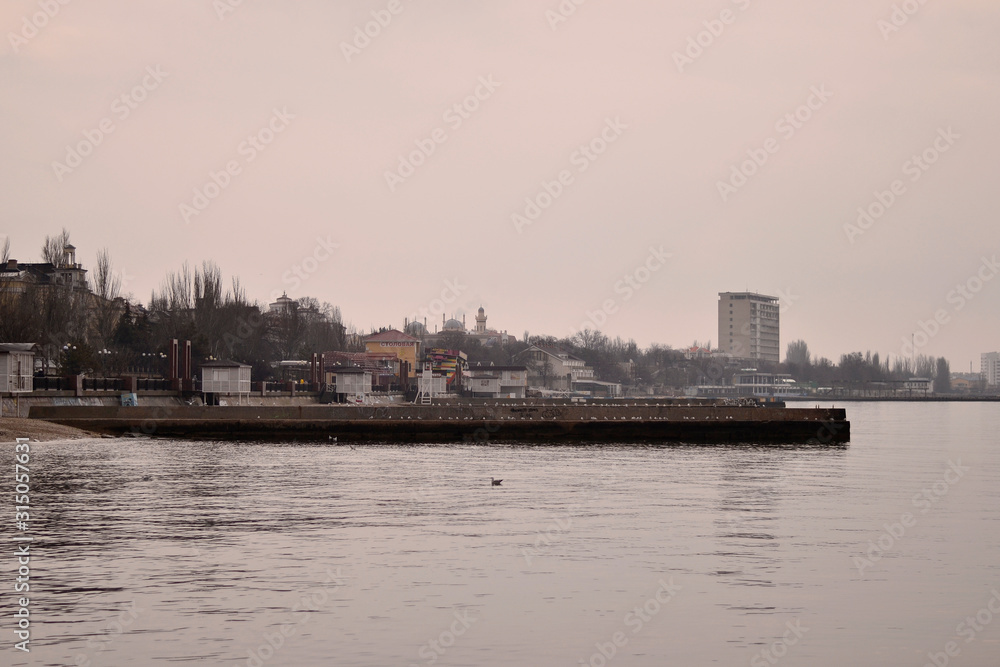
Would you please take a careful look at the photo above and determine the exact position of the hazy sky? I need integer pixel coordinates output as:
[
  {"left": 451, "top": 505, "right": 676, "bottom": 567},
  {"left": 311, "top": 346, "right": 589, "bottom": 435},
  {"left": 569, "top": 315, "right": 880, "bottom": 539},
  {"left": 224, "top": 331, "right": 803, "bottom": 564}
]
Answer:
[{"left": 2, "top": 0, "right": 998, "bottom": 370}]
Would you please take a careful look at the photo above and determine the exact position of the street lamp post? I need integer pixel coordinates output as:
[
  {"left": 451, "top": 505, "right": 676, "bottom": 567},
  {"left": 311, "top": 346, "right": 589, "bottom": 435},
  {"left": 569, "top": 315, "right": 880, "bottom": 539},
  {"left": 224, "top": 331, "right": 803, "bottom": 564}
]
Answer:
[
  {"left": 62, "top": 344, "right": 77, "bottom": 375},
  {"left": 97, "top": 348, "right": 111, "bottom": 377}
]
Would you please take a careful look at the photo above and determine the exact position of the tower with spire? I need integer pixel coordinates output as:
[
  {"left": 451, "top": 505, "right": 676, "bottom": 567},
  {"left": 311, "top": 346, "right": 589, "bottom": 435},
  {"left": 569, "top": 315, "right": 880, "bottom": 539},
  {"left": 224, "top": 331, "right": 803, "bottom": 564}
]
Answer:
[{"left": 475, "top": 306, "right": 486, "bottom": 333}]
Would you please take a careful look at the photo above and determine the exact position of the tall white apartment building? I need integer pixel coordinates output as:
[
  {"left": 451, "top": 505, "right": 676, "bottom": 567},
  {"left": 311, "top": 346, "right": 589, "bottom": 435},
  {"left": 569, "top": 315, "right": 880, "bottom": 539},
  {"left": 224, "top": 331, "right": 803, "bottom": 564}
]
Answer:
[
  {"left": 982, "top": 352, "right": 1000, "bottom": 387},
  {"left": 719, "top": 292, "right": 780, "bottom": 364}
]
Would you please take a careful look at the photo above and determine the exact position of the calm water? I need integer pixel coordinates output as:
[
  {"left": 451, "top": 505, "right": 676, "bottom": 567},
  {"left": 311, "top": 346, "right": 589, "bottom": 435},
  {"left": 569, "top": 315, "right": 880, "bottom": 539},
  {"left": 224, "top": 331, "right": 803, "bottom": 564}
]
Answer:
[{"left": 3, "top": 402, "right": 1000, "bottom": 666}]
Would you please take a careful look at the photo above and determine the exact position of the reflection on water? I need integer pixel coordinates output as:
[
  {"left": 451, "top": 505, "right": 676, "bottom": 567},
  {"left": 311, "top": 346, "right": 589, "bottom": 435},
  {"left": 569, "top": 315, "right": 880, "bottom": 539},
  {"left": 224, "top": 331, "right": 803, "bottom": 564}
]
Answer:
[{"left": 2, "top": 402, "right": 999, "bottom": 666}]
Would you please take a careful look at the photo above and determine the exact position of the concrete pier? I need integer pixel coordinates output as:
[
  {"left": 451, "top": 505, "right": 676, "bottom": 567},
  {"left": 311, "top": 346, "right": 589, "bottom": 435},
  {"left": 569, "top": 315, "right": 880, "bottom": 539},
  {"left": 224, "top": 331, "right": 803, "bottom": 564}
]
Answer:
[{"left": 28, "top": 403, "right": 849, "bottom": 444}]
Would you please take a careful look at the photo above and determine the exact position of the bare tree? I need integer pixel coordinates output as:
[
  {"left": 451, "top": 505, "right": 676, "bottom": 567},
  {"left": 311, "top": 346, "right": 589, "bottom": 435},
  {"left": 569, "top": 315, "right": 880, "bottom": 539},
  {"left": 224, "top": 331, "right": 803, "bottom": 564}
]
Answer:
[
  {"left": 1, "top": 236, "right": 9, "bottom": 265},
  {"left": 785, "top": 340, "right": 810, "bottom": 367},
  {"left": 153, "top": 262, "right": 194, "bottom": 312},
  {"left": 42, "top": 229, "right": 71, "bottom": 265},
  {"left": 914, "top": 354, "right": 936, "bottom": 379},
  {"left": 271, "top": 303, "right": 305, "bottom": 360},
  {"left": 92, "top": 248, "right": 122, "bottom": 301},
  {"left": 91, "top": 248, "right": 124, "bottom": 355},
  {"left": 573, "top": 328, "right": 608, "bottom": 351},
  {"left": 0, "top": 284, "right": 41, "bottom": 343}
]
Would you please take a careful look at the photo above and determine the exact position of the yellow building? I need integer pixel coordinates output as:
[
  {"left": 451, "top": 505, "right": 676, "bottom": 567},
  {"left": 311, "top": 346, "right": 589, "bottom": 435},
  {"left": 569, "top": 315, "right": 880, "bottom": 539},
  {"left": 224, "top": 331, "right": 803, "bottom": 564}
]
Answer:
[{"left": 364, "top": 330, "right": 420, "bottom": 377}]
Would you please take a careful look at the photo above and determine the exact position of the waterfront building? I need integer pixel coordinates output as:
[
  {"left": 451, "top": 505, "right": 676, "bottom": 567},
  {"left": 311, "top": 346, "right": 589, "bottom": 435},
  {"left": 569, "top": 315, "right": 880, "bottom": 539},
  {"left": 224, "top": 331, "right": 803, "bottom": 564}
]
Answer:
[
  {"left": 324, "top": 365, "right": 372, "bottom": 402},
  {"left": 364, "top": 329, "right": 420, "bottom": 377},
  {"left": 904, "top": 378, "right": 932, "bottom": 396},
  {"left": 517, "top": 345, "right": 596, "bottom": 392},
  {"left": 200, "top": 360, "right": 252, "bottom": 404},
  {"left": 0, "top": 343, "right": 34, "bottom": 393},
  {"left": 731, "top": 370, "right": 804, "bottom": 397},
  {"left": 323, "top": 351, "right": 400, "bottom": 390},
  {"left": 572, "top": 378, "right": 623, "bottom": 398},
  {"left": 466, "top": 363, "right": 528, "bottom": 398},
  {"left": 718, "top": 292, "right": 780, "bottom": 364},
  {"left": 982, "top": 352, "right": 1000, "bottom": 387},
  {"left": 950, "top": 375, "right": 973, "bottom": 393},
  {"left": 425, "top": 348, "right": 467, "bottom": 388}
]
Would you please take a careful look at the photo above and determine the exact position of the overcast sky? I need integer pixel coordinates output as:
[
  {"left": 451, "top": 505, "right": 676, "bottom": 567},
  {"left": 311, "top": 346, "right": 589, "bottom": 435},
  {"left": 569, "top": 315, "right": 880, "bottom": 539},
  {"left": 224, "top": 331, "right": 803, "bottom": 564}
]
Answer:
[{"left": 2, "top": 0, "right": 998, "bottom": 370}]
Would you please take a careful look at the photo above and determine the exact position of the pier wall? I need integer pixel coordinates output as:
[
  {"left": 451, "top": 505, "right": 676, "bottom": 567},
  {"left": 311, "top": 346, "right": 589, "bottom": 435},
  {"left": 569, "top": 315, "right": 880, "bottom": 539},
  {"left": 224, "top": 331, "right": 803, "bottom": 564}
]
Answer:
[{"left": 28, "top": 404, "right": 849, "bottom": 444}]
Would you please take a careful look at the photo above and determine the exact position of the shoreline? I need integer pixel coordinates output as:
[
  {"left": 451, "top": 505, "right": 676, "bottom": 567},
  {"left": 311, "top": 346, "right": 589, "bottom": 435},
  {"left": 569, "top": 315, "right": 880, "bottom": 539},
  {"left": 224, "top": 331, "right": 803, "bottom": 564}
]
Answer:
[{"left": 0, "top": 417, "right": 99, "bottom": 442}]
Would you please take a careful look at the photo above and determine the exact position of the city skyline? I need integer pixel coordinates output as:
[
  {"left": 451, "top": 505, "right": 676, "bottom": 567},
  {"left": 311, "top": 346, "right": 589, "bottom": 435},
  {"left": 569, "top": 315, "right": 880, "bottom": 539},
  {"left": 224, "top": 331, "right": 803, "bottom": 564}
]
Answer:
[
  {"left": 2, "top": 233, "right": 990, "bottom": 378},
  {"left": 3, "top": 0, "right": 998, "bottom": 372}
]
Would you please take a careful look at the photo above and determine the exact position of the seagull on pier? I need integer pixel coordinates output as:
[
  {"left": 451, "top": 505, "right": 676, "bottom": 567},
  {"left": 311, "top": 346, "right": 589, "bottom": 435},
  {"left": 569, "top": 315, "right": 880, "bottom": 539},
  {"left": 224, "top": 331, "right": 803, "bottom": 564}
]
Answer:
[{"left": 491, "top": 477, "right": 502, "bottom": 486}]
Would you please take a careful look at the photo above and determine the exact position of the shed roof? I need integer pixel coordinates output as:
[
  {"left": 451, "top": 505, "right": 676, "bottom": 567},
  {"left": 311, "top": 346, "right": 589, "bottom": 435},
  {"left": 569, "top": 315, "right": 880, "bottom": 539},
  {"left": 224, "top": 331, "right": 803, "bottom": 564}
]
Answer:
[
  {"left": 0, "top": 343, "right": 35, "bottom": 353},
  {"left": 364, "top": 329, "right": 419, "bottom": 343},
  {"left": 200, "top": 360, "right": 251, "bottom": 368}
]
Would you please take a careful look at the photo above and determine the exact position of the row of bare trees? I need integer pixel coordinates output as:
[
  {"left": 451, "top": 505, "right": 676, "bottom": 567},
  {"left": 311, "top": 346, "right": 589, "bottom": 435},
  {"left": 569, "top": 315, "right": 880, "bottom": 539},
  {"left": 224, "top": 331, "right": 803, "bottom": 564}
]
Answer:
[
  {"left": 0, "top": 231, "right": 351, "bottom": 380},
  {"left": 785, "top": 340, "right": 953, "bottom": 391}
]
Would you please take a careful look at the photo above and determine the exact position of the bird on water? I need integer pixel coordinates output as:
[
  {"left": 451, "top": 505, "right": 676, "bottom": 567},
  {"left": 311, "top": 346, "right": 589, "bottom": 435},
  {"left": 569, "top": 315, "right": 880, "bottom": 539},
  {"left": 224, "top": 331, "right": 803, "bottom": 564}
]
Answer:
[{"left": 491, "top": 477, "right": 502, "bottom": 486}]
